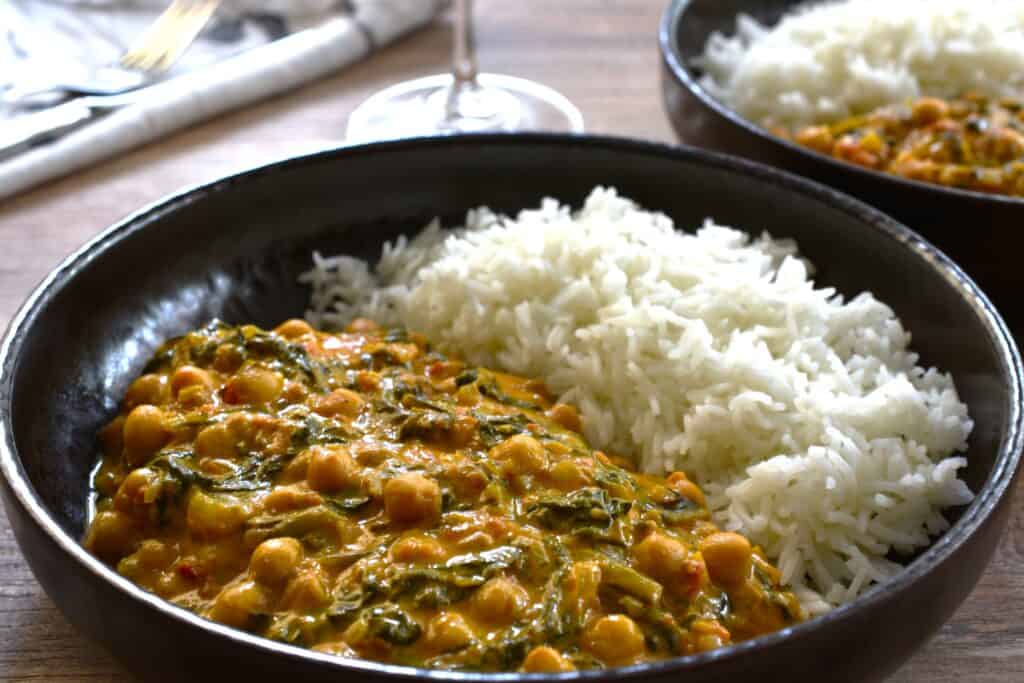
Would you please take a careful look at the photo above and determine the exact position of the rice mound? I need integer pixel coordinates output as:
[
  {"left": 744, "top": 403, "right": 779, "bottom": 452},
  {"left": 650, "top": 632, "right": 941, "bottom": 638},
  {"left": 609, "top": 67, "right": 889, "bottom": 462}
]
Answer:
[
  {"left": 695, "top": 0, "right": 1024, "bottom": 129},
  {"left": 301, "top": 188, "right": 974, "bottom": 612}
]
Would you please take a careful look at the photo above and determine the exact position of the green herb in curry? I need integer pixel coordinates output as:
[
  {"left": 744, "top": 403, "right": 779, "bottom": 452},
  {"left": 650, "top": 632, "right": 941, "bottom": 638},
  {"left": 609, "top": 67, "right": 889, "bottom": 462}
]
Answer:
[{"left": 84, "top": 318, "right": 803, "bottom": 672}]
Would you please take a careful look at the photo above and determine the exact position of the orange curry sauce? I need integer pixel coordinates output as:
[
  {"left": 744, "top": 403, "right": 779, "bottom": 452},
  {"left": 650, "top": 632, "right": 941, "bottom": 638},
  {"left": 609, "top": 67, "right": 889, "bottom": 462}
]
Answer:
[
  {"left": 84, "top": 319, "right": 802, "bottom": 671},
  {"left": 786, "top": 93, "right": 1024, "bottom": 196}
]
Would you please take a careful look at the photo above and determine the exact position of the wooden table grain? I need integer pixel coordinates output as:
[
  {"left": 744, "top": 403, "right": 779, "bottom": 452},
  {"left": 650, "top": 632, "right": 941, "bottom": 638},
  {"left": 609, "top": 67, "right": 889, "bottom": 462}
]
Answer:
[{"left": 0, "top": 2, "right": 1021, "bottom": 681}]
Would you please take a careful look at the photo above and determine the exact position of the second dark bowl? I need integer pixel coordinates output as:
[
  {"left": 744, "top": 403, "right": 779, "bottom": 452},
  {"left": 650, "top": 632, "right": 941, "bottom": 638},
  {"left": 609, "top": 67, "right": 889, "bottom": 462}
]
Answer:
[{"left": 659, "top": 0, "right": 1024, "bottom": 330}]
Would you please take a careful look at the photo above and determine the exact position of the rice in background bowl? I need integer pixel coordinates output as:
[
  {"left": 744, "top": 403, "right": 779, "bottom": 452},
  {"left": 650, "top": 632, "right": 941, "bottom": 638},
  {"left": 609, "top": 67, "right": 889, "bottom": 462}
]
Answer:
[{"left": 695, "top": 0, "right": 1024, "bottom": 130}]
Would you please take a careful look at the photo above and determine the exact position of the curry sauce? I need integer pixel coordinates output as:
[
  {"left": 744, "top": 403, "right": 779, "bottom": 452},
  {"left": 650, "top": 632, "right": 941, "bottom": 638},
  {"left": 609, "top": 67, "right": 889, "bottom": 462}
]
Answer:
[
  {"left": 84, "top": 319, "right": 802, "bottom": 671},
  {"left": 785, "top": 92, "right": 1024, "bottom": 196}
]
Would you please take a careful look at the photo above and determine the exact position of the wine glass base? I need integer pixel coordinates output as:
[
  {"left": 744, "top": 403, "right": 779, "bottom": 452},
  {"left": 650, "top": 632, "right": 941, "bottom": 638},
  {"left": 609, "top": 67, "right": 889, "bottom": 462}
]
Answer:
[{"left": 346, "top": 73, "right": 584, "bottom": 143}]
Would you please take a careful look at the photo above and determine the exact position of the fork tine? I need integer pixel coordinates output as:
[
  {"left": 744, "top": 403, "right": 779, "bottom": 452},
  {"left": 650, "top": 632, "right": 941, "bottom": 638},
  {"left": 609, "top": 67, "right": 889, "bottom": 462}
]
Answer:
[{"left": 119, "top": 0, "right": 220, "bottom": 74}]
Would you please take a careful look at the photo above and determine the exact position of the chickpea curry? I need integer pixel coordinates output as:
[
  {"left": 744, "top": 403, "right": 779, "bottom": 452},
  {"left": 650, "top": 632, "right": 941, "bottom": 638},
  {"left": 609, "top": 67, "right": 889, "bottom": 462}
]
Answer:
[
  {"left": 84, "top": 318, "right": 802, "bottom": 672},
  {"left": 785, "top": 93, "right": 1024, "bottom": 196}
]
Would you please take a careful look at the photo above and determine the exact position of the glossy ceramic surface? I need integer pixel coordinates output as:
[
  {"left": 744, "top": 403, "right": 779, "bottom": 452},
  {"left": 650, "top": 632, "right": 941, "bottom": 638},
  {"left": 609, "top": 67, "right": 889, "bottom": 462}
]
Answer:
[{"left": 1, "top": 135, "right": 1021, "bottom": 683}]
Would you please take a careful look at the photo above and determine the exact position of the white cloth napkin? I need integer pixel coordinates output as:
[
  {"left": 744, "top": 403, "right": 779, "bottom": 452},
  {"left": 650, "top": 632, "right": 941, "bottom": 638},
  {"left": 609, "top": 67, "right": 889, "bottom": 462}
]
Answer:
[{"left": 0, "top": 0, "right": 446, "bottom": 201}]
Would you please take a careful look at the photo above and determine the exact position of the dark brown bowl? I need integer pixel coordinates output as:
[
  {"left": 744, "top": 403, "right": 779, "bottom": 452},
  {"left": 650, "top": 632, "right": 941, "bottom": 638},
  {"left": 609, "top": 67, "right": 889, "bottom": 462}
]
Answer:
[
  {"left": 659, "top": 0, "right": 1024, "bottom": 331},
  {"left": 1, "top": 134, "right": 1021, "bottom": 683}
]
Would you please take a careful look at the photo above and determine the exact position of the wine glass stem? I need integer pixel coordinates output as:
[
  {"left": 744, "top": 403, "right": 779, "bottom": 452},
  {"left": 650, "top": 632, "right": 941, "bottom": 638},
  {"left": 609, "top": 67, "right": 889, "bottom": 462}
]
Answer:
[{"left": 452, "top": 0, "right": 479, "bottom": 85}]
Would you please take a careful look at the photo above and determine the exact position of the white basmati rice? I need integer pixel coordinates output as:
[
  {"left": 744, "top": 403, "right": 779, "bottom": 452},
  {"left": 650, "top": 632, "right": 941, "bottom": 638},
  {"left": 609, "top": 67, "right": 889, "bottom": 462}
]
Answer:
[
  {"left": 300, "top": 187, "right": 974, "bottom": 613},
  {"left": 695, "top": 0, "right": 1024, "bottom": 129}
]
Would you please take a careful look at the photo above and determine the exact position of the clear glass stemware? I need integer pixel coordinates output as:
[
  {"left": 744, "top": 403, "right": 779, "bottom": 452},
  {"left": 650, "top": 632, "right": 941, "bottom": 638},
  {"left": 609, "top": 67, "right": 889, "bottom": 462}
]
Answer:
[{"left": 346, "top": 0, "right": 584, "bottom": 142}]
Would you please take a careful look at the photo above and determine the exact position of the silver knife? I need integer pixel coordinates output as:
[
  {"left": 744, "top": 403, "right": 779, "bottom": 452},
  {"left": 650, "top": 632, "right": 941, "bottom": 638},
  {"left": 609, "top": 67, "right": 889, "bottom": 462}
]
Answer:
[{"left": 0, "top": 96, "right": 128, "bottom": 162}]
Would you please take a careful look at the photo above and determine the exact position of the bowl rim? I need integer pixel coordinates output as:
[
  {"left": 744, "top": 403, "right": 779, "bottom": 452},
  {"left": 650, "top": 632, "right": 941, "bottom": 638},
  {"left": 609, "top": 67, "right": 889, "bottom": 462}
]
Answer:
[
  {"left": 658, "top": 0, "right": 1024, "bottom": 208},
  {"left": 1, "top": 132, "right": 1022, "bottom": 680}
]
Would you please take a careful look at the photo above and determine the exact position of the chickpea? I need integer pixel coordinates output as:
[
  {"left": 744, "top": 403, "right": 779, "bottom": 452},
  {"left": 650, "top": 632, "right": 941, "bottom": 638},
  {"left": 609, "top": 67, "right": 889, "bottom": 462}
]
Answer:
[
  {"left": 567, "top": 561, "right": 603, "bottom": 610},
  {"left": 455, "top": 530, "right": 494, "bottom": 552},
  {"left": 274, "top": 318, "right": 314, "bottom": 339},
  {"left": 911, "top": 97, "right": 950, "bottom": 126},
  {"left": 351, "top": 440, "right": 398, "bottom": 467},
  {"left": 306, "top": 445, "right": 357, "bottom": 493},
  {"left": 700, "top": 532, "right": 752, "bottom": 587},
  {"left": 583, "top": 614, "right": 645, "bottom": 665},
  {"left": 834, "top": 135, "right": 880, "bottom": 168},
  {"left": 423, "top": 612, "right": 474, "bottom": 653},
  {"left": 549, "top": 458, "right": 592, "bottom": 491},
  {"left": 170, "top": 365, "right": 214, "bottom": 397},
  {"left": 213, "top": 343, "right": 244, "bottom": 373},
  {"left": 261, "top": 484, "right": 321, "bottom": 513},
  {"left": 311, "top": 388, "right": 364, "bottom": 418},
  {"left": 455, "top": 383, "right": 481, "bottom": 407},
  {"left": 279, "top": 450, "right": 311, "bottom": 483},
  {"left": 522, "top": 646, "right": 575, "bottom": 673},
  {"left": 345, "top": 317, "right": 381, "bottom": 334},
  {"left": 473, "top": 577, "right": 528, "bottom": 625},
  {"left": 355, "top": 371, "right": 381, "bottom": 393},
  {"left": 383, "top": 473, "right": 442, "bottom": 525},
  {"left": 123, "top": 405, "right": 169, "bottom": 466},
  {"left": 187, "top": 490, "right": 250, "bottom": 539},
  {"left": 84, "top": 510, "right": 138, "bottom": 561},
  {"left": 250, "top": 537, "right": 304, "bottom": 584},
  {"left": 134, "top": 539, "right": 177, "bottom": 570},
  {"left": 281, "top": 380, "right": 308, "bottom": 404},
  {"left": 692, "top": 619, "right": 731, "bottom": 652},
  {"left": 209, "top": 580, "right": 267, "bottom": 629},
  {"left": 98, "top": 416, "right": 125, "bottom": 459},
  {"left": 194, "top": 423, "right": 237, "bottom": 460},
  {"left": 113, "top": 467, "right": 162, "bottom": 514},
  {"left": 223, "top": 365, "right": 284, "bottom": 405},
  {"left": 633, "top": 532, "right": 688, "bottom": 583},
  {"left": 666, "top": 472, "right": 705, "bottom": 507},
  {"left": 547, "top": 403, "right": 583, "bottom": 433},
  {"left": 794, "top": 125, "right": 835, "bottom": 154},
  {"left": 177, "top": 385, "right": 212, "bottom": 408},
  {"left": 490, "top": 434, "right": 548, "bottom": 477},
  {"left": 124, "top": 374, "right": 168, "bottom": 408},
  {"left": 281, "top": 569, "right": 330, "bottom": 611},
  {"left": 390, "top": 536, "right": 447, "bottom": 564}
]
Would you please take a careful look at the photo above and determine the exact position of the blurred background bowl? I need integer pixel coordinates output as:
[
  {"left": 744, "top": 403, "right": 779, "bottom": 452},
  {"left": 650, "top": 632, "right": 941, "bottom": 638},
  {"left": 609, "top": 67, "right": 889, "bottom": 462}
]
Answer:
[
  {"left": 659, "top": 0, "right": 1024, "bottom": 331},
  {"left": 1, "top": 134, "right": 1022, "bottom": 683}
]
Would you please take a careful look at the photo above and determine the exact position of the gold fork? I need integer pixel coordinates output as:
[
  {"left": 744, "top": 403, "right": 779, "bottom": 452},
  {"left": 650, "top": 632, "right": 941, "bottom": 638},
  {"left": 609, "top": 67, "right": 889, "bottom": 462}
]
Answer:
[
  {"left": 120, "top": 0, "right": 222, "bottom": 73},
  {"left": 0, "top": 0, "right": 222, "bottom": 160},
  {"left": 2, "top": 0, "right": 221, "bottom": 107}
]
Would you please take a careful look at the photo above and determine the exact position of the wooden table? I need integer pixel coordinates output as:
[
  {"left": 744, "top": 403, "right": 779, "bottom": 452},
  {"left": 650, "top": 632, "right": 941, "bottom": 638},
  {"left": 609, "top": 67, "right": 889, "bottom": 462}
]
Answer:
[{"left": 0, "top": 1, "right": 1021, "bottom": 680}]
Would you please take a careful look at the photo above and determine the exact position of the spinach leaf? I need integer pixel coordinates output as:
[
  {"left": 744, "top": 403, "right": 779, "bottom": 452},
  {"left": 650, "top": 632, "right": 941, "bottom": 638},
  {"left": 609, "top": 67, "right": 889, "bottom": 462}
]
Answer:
[
  {"left": 476, "top": 626, "right": 533, "bottom": 671},
  {"left": 141, "top": 346, "right": 176, "bottom": 374},
  {"left": 474, "top": 413, "right": 533, "bottom": 449},
  {"left": 245, "top": 331, "right": 327, "bottom": 389},
  {"left": 655, "top": 490, "right": 709, "bottom": 525},
  {"left": 392, "top": 545, "right": 523, "bottom": 608},
  {"left": 397, "top": 409, "right": 455, "bottom": 442},
  {"left": 454, "top": 369, "right": 479, "bottom": 387},
  {"left": 153, "top": 450, "right": 286, "bottom": 494},
  {"left": 541, "top": 537, "right": 574, "bottom": 640},
  {"left": 290, "top": 412, "right": 358, "bottom": 451},
  {"left": 612, "top": 594, "right": 688, "bottom": 656},
  {"left": 526, "top": 487, "right": 631, "bottom": 543},
  {"left": 245, "top": 505, "right": 343, "bottom": 545},
  {"left": 476, "top": 377, "right": 542, "bottom": 411},
  {"left": 322, "top": 493, "right": 372, "bottom": 514},
  {"left": 599, "top": 561, "right": 663, "bottom": 605},
  {"left": 360, "top": 603, "right": 422, "bottom": 645}
]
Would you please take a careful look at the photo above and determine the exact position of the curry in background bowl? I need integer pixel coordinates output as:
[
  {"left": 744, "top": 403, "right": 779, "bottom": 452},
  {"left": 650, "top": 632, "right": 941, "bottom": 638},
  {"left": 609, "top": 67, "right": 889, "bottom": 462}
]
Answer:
[
  {"left": 783, "top": 93, "right": 1024, "bottom": 198},
  {"left": 85, "top": 319, "right": 802, "bottom": 672}
]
